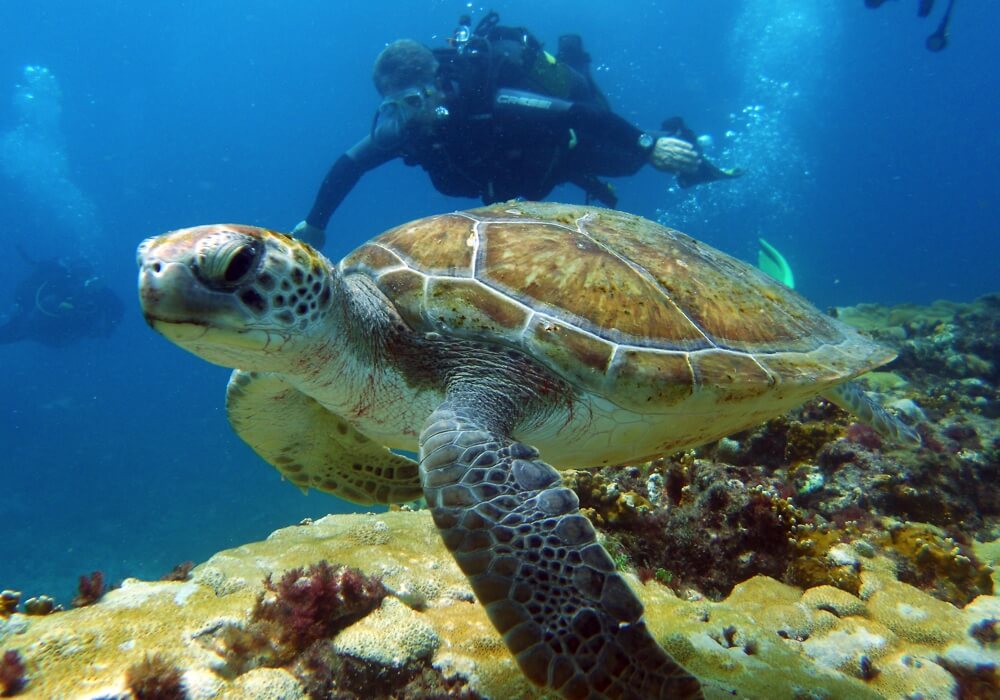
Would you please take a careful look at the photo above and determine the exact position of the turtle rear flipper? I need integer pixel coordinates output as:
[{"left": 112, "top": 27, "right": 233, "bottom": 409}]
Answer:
[
  {"left": 226, "top": 370, "right": 422, "bottom": 505},
  {"left": 420, "top": 397, "right": 703, "bottom": 700},
  {"left": 822, "top": 381, "right": 921, "bottom": 446}
]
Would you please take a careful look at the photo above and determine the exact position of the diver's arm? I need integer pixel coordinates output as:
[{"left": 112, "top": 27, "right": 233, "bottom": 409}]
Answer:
[
  {"left": 493, "top": 89, "right": 664, "bottom": 176},
  {"left": 304, "top": 137, "right": 395, "bottom": 231},
  {"left": 567, "top": 104, "right": 705, "bottom": 177},
  {"left": 565, "top": 102, "right": 659, "bottom": 176},
  {"left": 492, "top": 88, "right": 702, "bottom": 177}
]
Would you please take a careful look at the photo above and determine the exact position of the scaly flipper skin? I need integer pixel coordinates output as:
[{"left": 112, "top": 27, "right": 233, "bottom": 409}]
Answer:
[
  {"left": 419, "top": 397, "right": 704, "bottom": 700},
  {"left": 227, "top": 370, "right": 422, "bottom": 505},
  {"left": 822, "top": 381, "right": 921, "bottom": 446}
]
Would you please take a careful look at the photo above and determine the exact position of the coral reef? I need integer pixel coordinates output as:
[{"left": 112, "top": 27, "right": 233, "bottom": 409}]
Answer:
[
  {"left": 814, "top": 296, "right": 998, "bottom": 539},
  {"left": 0, "top": 594, "right": 17, "bottom": 619},
  {"left": 569, "top": 460, "right": 800, "bottom": 599},
  {"left": 0, "top": 589, "right": 60, "bottom": 622},
  {"left": 21, "top": 598, "right": 59, "bottom": 617},
  {"left": 1, "top": 512, "right": 998, "bottom": 699},
  {"left": 885, "top": 522, "right": 993, "bottom": 607}
]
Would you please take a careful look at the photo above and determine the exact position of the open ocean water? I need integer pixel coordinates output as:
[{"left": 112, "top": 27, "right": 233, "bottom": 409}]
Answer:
[{"left": 0, "top": 1, "right": 995, "bottom": 604}]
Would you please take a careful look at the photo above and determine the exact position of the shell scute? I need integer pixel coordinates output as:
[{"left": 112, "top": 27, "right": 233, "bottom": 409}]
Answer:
[
  {"left": 578, "top": 212, "right": 838, "bottom": 351},
  {"left": 425, "top": 277, "right": 530, "bottom": 335},
  {"left": 377, "top": 213, "right": 475, "bottom": 275},
  {"left": 690, "top": 350, "right": 774, "bottom": 403},
  {"left": 760, "top": 339, "right": 896, "bottom": 387},
  {"left": 524, "top": 315, "right": 615, "bottom": 388},
  {"left": 341, "top": 242, "right": 405, "bottom": 273},
  {"left": 374, "top": 268, "right": 426, "bottom": 329},
  {"left": 606, "top": 348, "right": 694, "bottom": 407},
  {"left": 479, "top": 219, "right": 709, "bottom": 350}
]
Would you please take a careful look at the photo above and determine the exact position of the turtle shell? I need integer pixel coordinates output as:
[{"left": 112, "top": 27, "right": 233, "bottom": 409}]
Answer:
[{"left": 340, "top": 202, "right": 892, "bottom": 412}]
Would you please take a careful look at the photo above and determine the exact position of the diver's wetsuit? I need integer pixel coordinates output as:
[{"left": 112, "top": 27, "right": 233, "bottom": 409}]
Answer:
[{"left": 304, "top": 76, "right": 654, "bottom": 231}]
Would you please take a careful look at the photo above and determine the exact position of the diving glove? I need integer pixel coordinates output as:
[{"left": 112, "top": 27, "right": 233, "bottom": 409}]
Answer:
[{"left": 292, "top": 220, "right": 326, "bottom": 250}]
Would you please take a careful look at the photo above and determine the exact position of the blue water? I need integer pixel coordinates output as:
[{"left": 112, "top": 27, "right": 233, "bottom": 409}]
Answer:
[{"left": 0, "top": 1, "right": 995, "bottom": 602}]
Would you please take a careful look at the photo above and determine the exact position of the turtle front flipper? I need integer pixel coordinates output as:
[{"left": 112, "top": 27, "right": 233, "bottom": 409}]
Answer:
[
  {"left": 226, "top": 370, "right": 422, "bottom": 505},
  {"left": 822, "top": 381, "right": 921, "bottom": 446},
  {"left": 420, "top": 398, "right": 703, "bottom": 700}
]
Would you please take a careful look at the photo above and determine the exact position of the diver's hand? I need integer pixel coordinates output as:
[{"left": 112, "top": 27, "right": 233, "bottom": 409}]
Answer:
[
  {"left": 292, "top": 220, "right": 326, "bottom": 249},
  {"left": 649, "top": 137, "right": 701, "bottom": 175}
]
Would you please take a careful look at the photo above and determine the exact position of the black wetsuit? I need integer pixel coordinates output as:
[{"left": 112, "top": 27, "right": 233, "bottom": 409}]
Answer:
[{"left": 304, "top": 61, "right": 654, "bottom": 231}]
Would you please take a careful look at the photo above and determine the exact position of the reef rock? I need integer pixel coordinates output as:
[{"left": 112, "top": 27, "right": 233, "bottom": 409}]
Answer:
[{"left": 2, "top": 511, "right": 998, "bottom": 699}]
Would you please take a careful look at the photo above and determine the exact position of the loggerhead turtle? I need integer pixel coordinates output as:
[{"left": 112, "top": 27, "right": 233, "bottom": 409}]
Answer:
[{"left": 137, "top": 202, "right": 917, "bottom": 700}]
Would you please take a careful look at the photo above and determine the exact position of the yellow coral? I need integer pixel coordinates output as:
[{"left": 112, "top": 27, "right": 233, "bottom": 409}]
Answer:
[
  {"left": 800, "top": 585, "right": 867, "bottom": 618},
  {"left": 332, "top": 597, "right": 439, "bottom": 667},
  {"left": 784, "top": 419, "right": 844, "bottom": 463},
  {"left": 219, "top": 667, "right": 303, "bottom": 700},
  {"left": 867, "top": 578, "right": 966, "bottom": 646},
  {"left": 885, "top": 522, "right": 993, "bottom": 606},
  {"left": 344, "top": 518, "right": 392, "bottom": 546},
  {"left": 801, "top": 616, "right": 895, "bottom": 675},
  {"left": 563, "top": 469, "right": 651, "bottom": 526},
  {"left": 871, "top": 651, "right": 958, "bottom": 700},
  {"left": 6, "top": 512, "right": 997, "bottom": 700}
]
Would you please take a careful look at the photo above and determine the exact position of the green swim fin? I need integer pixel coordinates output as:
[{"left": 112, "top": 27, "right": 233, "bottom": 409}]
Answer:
[{"left": 757, "top": 238, "right": 795, "bottom": 288}]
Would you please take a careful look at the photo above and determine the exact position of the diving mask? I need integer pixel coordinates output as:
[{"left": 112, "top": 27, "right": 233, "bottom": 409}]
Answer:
[{"left": 371, "top": 85, "right": 436, "bottom": 150}]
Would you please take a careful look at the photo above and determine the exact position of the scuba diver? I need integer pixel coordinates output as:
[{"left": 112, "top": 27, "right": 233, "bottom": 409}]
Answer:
[
  {"left": 865, "top": 0, "right": 957, "bottom": 51},
  {"left": 293, "top": 12, "right": 742, "bottom": 248},
  {"left": 0, "top": 250, "right": 124, "bottom": 347}
]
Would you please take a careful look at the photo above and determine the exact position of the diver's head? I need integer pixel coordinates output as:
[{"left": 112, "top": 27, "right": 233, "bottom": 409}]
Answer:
[
  {"left": 373, "top": 39, "right": 438, "bottom": 96},
  {"left": 371, "top": 40, "right": 442, "bottom": 150}
]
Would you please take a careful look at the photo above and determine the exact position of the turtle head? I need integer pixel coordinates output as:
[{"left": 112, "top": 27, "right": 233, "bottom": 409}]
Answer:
[{"left": 137, "top": 224, "right": 339, "bottom": 370}]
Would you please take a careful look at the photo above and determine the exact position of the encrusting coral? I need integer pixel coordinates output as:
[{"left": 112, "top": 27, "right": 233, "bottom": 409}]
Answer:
[
  {"left": 0, "top": 511, "right": 997, "bottom": 699},
  {"left": 0, "top": 594, "right": 17, "bottom": 620}
]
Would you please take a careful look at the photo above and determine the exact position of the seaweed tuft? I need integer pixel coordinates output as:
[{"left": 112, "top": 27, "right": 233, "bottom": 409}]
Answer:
[
  {"left": 125, "top": 653, "right": 187, "bottom": 700},
  {"left": 0, "top": 650, "right": 26, "bottom": 697}
]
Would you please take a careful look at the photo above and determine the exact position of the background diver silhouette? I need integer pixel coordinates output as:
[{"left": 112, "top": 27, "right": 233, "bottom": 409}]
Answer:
[
  {"left": 292, "top": 13, "right": 741, "bottom": 249},
  {"left": 0, "top": 248, "right": 124, "bottom": 347},
  {"left": 865, "top": 0, "right": 957, "bottom": 51}
]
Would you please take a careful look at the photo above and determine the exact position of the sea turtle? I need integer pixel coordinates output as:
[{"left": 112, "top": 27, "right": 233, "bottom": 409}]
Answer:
[{"left": 137, "top": 202, "right": 917, "bottom": 700}]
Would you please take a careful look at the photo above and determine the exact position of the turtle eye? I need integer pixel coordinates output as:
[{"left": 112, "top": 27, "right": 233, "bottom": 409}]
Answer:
[
  {"left": 196, "top": 237, "right": 261, "bottom": 289},
  {"left": 223, "top": 244, "right": 258, "bottom": 284}
]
